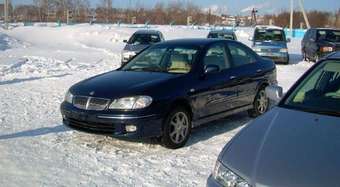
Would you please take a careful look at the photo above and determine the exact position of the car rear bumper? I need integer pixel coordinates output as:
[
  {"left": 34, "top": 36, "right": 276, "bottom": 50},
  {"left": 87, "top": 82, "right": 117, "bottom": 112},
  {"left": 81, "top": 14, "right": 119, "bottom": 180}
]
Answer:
[
  {"left": 60, "top": 102, "right": 163, "bottom": 139},
  {"left": 258, "top": 52, "right": 289, "bottom": 63}
]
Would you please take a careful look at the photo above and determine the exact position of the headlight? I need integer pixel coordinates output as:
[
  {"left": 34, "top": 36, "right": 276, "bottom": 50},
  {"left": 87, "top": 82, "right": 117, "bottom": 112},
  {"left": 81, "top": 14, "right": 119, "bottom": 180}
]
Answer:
[
  {"left": 280, "top": 48, "right": 288, "bottom": 53},
  {"left": 109, "top": 96, "right": 152, "bottom": 110},
  {"left": 253, "top": 48, "right": 262, "bottom": 52},
  {"left": 64, "top": 91, "right": 74, "bottom": 104},
  {"left": 213, "top": 161, "right": 251, "bottom": 187}
]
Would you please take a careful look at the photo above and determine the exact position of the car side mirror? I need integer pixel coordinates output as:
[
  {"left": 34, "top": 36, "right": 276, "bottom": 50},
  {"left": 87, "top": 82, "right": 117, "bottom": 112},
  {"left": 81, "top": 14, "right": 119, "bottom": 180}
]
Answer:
[
  {"left": 248, "top": 37, "right": 253, "bottom": 41},
  {"left": 286, "top": 38, "right": 291, "bottom": 43},
  {"left": 204, "top": 64, "right": 220, "bottom": 74},
  {"left": 265, "top": 85, "right": 283, "bottom": 104},
  {"left": 123, "top": 39, "right": 127, "bottom": 43}
]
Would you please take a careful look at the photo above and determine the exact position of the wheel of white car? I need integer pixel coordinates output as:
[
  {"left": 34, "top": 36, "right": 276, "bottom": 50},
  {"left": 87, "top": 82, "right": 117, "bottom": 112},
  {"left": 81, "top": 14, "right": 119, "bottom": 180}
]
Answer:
[{"left": 161, "top": 107, "right": 191, "bottom": 149}]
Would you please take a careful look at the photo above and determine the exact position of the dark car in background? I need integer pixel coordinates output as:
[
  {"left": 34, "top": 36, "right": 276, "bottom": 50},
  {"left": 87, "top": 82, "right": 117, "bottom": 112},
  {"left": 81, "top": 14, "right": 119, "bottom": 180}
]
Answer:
[
  {"left": 251, "top": 25, "right": 290, "bottom": 64},
  {"left": 121, "top": 30, "right": 165, "bottom": 65},
  {"left": 207, "top": 52, "right": 340, "bottom": 187},
  {"left": 302, "top": 28, "right": 340, "bottom": 62},
  {"left": 207, "top": 30, "right": 237, "bottom": 41},
  {"left": 61, "top": 39, "right": 276, "bottom": 149}
]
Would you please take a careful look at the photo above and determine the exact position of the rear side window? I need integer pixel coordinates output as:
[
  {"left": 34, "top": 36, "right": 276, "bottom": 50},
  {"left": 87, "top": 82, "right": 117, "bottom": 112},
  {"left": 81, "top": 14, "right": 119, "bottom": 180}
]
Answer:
[
  {"left": 228, "top": 42, "right": 256, "bottom": 67},
  {"left": 203, "top": 44, "right": 230, "bottom": 71}
]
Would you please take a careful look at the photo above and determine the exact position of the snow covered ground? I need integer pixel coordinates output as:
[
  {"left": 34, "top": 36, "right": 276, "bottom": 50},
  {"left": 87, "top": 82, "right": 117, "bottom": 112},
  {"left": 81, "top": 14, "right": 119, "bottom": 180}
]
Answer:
[{"left": 0, "top": 24, "right": 313, "bottom": 187}]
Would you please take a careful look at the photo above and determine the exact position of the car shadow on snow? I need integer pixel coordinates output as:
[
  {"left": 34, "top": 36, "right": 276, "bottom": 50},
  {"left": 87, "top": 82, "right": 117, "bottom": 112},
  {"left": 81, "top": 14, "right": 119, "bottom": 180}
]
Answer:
[
  {"left": 0, "top": 125, "right": 70, "bottom": 140},
  {"left": 186, "top": 112, "right": 251, "bottom": 147}
]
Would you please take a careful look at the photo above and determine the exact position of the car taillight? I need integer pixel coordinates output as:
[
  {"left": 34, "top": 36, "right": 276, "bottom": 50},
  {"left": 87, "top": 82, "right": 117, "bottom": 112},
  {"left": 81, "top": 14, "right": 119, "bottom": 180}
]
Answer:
[{"left": 320, "top": 46, "right": 333, "bottom": 52}]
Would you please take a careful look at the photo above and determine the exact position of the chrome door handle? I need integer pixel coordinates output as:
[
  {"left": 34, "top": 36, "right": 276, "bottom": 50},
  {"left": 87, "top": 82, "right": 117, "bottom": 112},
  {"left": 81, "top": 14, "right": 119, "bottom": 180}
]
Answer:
[{"left": 256, "top": 69, "right": 262, "bottom": 73}]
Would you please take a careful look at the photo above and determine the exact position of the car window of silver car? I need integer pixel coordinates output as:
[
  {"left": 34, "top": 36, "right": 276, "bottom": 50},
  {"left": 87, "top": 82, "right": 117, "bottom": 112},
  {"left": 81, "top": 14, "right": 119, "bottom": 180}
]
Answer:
[{"left": 283, "top": 60, "right": 340, "bottom": 116}]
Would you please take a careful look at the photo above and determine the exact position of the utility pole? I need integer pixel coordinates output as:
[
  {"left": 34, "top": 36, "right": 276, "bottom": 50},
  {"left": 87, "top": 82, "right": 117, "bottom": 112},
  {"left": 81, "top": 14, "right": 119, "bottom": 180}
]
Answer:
[
  {"left": 298, "top": 0, "right": 310, "bottom": 29},
  {"left": 290, "top": 0, "right": 294, "bottom": 38},
  {"left": 4, "top": 0, "right": 9, "bottom": 29}
]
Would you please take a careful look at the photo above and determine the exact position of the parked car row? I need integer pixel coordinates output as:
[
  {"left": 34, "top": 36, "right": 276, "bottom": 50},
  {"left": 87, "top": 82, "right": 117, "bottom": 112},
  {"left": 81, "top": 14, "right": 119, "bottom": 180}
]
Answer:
[{"left": 60, "top": 26, "right": 340, "bottom": 186}]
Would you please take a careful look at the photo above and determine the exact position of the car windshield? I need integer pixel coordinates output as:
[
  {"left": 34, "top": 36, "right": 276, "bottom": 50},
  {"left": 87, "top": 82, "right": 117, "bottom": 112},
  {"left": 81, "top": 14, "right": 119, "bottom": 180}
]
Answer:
[
  {"left": 128, "top": 33, "right": 161, "bottom": 45},
  {"left": 121, "top": 46, "right": 199, "bottom": 74},
  {"left": 254, "top": 29, "right": 285, "bottom": 42},
  {"left": 208, "top": 33, "right": 235, "bottom": 40},
  {"left": 317, "top": 30, "right": 340, "bottom": 43},
  {"left": 283, "top": 60, "right": 340, "bottom": 116}
]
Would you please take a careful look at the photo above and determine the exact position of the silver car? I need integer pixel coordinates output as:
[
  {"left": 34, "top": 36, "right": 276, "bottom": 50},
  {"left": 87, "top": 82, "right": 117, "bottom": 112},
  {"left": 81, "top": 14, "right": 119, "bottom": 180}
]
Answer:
[
  {"left": 121, "top": 30, "right": 164, "bottom": 65},
  {"left": 207, "top": 52, "right": 340, "bottom": 187}
]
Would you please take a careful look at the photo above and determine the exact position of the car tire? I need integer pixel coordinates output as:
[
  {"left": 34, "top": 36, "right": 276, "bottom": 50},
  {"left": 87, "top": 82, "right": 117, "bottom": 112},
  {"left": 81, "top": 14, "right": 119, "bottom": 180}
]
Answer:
[
  {"left": 248, "top": 86, "right": 269, "bottom": 118},
  {"left": 161, "top": 107, "right": 191, "bottom": 149}
]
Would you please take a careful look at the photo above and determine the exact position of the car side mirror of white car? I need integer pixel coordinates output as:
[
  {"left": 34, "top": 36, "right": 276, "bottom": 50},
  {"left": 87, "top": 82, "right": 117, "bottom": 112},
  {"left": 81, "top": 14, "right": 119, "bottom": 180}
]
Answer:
[
  {"left": 266, "top": 85, "right": 283, "bottom": 104},
  {"left": 248, "top": 36, "right": 253, "bottom": 41},
  {"left": 123, "top": 39, "right": 128, "bottom": 43}
]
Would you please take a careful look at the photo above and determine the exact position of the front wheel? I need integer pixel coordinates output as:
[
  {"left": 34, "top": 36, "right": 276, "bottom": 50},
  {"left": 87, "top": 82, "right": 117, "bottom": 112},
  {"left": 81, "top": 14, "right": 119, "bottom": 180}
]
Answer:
[
  {"left": 161, "top": 107, "right": 191, "bottom": 149},
  {"left": 248, "top": 87, "right": 269, "bottom": 118}
]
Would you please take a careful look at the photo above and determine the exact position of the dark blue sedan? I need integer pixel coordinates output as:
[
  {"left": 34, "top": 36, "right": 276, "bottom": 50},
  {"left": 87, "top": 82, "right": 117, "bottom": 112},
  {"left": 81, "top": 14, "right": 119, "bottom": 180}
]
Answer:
[{"left": 60, "top": 39, "right": 277, "bottom": 148}]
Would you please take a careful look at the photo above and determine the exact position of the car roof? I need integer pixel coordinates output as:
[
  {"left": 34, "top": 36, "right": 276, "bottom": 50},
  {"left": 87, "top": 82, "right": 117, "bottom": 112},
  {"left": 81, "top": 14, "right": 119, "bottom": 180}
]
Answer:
[
  {"left": 209, "top": 30, "right": 235, "bottom": 34},
  {"left": 255, "top": 25, "right": 283, "bottom": 30},
  {"left": 313, "top": 28, "right": 340, "bottom": 31},
  {"left": 153, "top": 38, "right": 226, "bottom": 47},
  {"left": 134, "top": 30, "right": 161, "bottom": 35}
]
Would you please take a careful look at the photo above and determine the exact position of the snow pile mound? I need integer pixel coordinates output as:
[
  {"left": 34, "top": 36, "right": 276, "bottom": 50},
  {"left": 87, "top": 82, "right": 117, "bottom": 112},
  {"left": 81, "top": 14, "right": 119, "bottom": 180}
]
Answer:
[
  {"left": 0, "top": 32, "right": 26, "bottom": 51},
  {"left": 0, "top": 56, "right": 95, "bottom": 83}
]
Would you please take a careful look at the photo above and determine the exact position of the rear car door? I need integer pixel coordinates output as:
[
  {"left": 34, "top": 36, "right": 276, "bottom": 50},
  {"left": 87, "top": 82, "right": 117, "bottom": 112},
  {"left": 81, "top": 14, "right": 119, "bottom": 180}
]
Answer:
[
  {"left": 226, "top": 41, "right": 263, "bottom": 107},
  {"left": 192, "top": 43, "right": 239, "bottom": 119}
]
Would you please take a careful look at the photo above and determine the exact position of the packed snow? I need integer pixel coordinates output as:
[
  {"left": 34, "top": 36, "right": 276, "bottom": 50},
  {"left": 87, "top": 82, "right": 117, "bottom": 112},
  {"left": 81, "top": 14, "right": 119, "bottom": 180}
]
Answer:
[{"left": 0, "top": 24, "right": 313, "bottom": 186}]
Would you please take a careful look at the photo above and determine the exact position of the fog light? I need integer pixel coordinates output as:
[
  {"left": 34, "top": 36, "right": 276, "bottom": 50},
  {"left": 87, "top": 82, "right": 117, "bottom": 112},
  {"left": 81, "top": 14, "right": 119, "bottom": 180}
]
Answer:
[{"left": 125, "top": 124, "right": 137, "bottom": 132}]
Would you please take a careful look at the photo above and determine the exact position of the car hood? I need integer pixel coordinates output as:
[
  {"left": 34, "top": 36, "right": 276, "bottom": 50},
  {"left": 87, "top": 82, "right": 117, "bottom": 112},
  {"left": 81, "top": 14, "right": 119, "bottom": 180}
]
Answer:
[
  {"left": 254, "top": 41, "right": 287, "bottom": 49},
  {"left": 71, "top": 71, "right": 178, "bottom": 98},
  {"left": 221, "top": 107, "right": 340, "bottom": 187},
  {"left": 123, "top": 44, "right": 149, "bottom": 53}
]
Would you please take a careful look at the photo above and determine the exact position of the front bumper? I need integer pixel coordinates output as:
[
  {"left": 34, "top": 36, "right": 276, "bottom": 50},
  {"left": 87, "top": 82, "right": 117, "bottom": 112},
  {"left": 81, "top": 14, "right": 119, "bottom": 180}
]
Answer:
[
  {"left": 60, "top": 102, "right": 163, "bottom": 139},
  {"left": 258, "top": 52, "right": 289, "bottom": 63}
]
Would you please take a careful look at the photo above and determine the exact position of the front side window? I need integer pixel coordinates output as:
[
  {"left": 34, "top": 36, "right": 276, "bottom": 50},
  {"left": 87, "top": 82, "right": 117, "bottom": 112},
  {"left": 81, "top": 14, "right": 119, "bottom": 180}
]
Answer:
[
  {"left": 122, "top": 46, "right": 199, "bottom": 74},
  {"left": 283, "top": 60, "right": 340, "bottom": 116},
  {"left": 228, "top": 42, "right": 256, "bottom": 67},
  {"left": 203, "top": 44, "right": 230, "bottom": 71},
  {"left": 128, "top": 34, "right": 161, "bottom": 45},
  {"left": 254, "top": 29, "right": 285, "bottom": 42}
]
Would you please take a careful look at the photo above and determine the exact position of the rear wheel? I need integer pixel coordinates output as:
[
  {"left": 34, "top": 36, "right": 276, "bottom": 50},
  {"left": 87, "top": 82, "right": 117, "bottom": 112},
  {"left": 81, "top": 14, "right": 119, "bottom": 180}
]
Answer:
[
  {"left": 161, "top": 107, "right": 191, "bottom": 149},
  {"left": 248, "top": 87, "right": 269, "bottom": 118}
]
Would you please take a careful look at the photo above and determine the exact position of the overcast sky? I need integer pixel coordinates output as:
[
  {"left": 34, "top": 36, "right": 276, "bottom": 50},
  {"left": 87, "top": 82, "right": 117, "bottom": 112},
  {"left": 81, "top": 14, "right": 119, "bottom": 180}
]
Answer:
[{"left": 6, "top": 0, "right": 340, "bottom": 15}]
